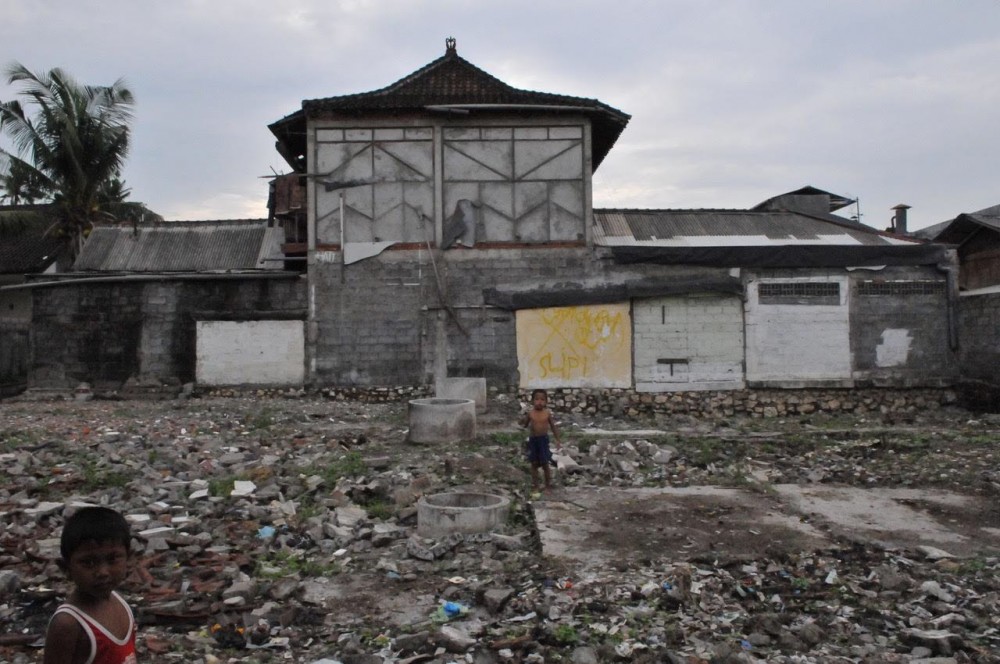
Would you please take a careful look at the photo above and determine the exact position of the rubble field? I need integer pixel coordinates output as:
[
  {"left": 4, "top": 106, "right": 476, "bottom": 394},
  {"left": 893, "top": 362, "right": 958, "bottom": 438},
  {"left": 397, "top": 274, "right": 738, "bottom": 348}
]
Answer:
[{"left": 0, "top": 393, "right": 998, "bottom": 664}]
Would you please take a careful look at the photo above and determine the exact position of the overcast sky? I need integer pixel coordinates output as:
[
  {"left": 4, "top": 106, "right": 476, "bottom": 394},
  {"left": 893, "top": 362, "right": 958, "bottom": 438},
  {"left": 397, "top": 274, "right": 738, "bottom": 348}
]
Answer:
[{"left": 3, "top": 0, "right": 998, "bottom": 231}]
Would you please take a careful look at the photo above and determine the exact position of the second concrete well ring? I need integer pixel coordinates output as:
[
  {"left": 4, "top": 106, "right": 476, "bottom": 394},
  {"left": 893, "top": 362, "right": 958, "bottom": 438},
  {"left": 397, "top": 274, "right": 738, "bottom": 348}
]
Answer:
[
  {"left": 407, "top": 397, "right": 476, "bottom": 443},
  {"left": 417, "top": 492, "right": 511, "bottom": 538}
]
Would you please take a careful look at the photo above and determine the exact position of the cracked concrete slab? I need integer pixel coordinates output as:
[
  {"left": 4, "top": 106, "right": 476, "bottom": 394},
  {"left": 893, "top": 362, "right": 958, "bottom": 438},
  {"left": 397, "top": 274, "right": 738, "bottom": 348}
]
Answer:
[{"left": 535, "top": 484, "right": 1000, "bottom": 569}]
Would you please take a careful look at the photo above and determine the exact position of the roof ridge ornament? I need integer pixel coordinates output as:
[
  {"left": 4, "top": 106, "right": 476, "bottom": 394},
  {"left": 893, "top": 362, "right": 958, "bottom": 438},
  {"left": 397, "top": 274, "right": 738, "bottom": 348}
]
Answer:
[{"left": 445, "top": 37, "right": 456, "bottom": 53}]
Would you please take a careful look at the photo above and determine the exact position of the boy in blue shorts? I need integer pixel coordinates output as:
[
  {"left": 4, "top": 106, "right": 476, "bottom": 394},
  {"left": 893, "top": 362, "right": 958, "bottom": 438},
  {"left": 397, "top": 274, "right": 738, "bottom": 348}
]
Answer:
[{"left": 520, "top": 388, "right": 562, "bottom": 492}]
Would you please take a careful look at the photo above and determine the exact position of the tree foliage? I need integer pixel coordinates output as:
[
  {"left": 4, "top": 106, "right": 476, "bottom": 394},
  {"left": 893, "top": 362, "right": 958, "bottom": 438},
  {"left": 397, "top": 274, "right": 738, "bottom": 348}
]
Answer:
[{"left": 0, "top": 62, "right": 160, "bottom": 257}]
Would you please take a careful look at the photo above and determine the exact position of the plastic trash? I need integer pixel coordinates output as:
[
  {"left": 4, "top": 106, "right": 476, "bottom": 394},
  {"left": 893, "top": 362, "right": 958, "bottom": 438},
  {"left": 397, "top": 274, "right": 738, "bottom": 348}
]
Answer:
[
  {"left": 257, "top": 525, "right": 276, "bottom": 539},
  {"left": 432, "top": 600, "right": 469, "bottom": 622}
]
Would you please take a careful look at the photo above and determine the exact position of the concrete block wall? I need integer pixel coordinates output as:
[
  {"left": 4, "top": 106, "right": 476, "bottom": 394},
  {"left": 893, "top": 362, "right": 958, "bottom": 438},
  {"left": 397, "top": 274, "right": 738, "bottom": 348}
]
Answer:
[
  {"left": 745, "top": 273, "right": 851, "bottom": 384},
  {"left": 633, "top": 295, "right": 744, "bottom": 391},
  {"left": 958, "top": 291, "right": 1000, "bottom": 384},
  {"left": 309, "top": 247, "right": 608, "bottom": 386},
  {"left": 439, "top": 247, "right": 602, "bottom": 384},
  {"left": 31, "top": 283, "right": 145, "bottom": 389},
  {"left": 0, "top": 320, "right": 29, "bottom": 396},
  {"left": 421, "top": 306, "right": 517, "bottom": 382},
  {"left": 29, "top": 278, "right": 306, "bottom": 391},
  {"left": 849, "top": 266, "right": 958, "bottom": 385},
  {"left": 310, "top": 254, "right": 429, "bottom": 385},
  {"left": 312, "top": 255, "right": 963, "bottom": 390},
  {"left": 138, "top": 282, "right": 185, "bottom": 383}
]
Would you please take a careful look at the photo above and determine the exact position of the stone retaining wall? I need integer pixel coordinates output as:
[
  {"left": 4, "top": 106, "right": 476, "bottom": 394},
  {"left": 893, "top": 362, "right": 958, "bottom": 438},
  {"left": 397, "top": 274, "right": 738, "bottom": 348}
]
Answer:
[
  {"left": 520, "top": 387, "right": 958, "bottom": 418},
  {"left": 199, "top": 384, "right": 957, "bottom": 419}
]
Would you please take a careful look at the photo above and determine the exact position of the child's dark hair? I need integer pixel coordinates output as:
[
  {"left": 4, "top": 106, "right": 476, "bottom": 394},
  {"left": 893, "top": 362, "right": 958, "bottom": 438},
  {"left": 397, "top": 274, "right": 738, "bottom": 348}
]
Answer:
[
  {"left": 531, "top": 388, "right": 548, "bottom": 400},
  {"left": 60, "top": 506, "right": 131, "bottom": 560}
]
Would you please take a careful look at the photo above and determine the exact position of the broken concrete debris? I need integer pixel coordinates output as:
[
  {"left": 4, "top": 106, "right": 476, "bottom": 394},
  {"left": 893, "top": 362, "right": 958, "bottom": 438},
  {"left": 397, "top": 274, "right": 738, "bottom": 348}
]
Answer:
[{"left": 0, "top": 394, "right": 998, "bottom": 663}]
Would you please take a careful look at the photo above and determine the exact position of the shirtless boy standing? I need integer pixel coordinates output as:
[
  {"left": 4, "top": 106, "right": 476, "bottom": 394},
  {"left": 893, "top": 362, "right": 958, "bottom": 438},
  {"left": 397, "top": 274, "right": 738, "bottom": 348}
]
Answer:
[{"left": 520, "top": 388, "right": 562, "bottom": 492}]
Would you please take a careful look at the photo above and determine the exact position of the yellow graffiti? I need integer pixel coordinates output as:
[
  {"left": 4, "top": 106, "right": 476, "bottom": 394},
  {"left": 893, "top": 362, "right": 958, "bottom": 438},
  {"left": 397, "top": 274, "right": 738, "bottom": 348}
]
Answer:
[
  {"left": 517, "top": 303, "right": 631, "bottom": 387},
  {"left": 540, "top": 308, "right": 623, "bottom": 352},
  {"left": 538, "top": 351, "right": 589, "bottom": 379}
]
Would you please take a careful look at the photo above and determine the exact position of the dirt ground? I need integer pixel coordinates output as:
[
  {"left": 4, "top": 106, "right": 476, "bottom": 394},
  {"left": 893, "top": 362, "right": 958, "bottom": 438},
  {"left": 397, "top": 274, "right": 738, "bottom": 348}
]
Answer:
[{"left": 1, "top": 393, "right": 999, "bottom": 662}]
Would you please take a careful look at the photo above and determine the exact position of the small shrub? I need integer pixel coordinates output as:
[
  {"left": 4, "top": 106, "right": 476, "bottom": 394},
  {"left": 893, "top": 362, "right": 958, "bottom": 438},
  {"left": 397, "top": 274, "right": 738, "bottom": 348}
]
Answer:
[
  {"left": 553, "top": 624, "right": 579, "bottom": 645},
  {"left": 360, "top": 498, "right": 393, "bottom": 520},
  {"left": 256, "top": 550, "right": 340, "bottom": 579},
  {"left": 247, "top": 409, "right": 275, "bottom": 430},
  {"left": 81, "top": 461, "right": 132, "bottom": 490},
  {"left": 0, "top": 430, "right": 41, "bottom": 451},
  {"left": 490, "top": 431, "right": 525, "bottom": 445},
  {"left": 320, "top": 451, "right": 367, "bottom": 485},
  {"left": 208, "top": 476, "right": 237, "bottom": 497}
]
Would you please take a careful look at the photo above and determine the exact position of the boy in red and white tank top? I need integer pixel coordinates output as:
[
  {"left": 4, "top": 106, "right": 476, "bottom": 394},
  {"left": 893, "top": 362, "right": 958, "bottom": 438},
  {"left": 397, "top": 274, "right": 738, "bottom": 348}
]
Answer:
[{"left": 44, "top": 506, "right": 137, "bottom": 664}]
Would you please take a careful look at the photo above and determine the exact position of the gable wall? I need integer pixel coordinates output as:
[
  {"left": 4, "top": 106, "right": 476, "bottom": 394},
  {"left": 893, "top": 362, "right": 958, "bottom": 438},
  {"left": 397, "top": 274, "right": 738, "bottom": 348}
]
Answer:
[{"left": 310, "top": 114, "right": 593, "bottom": 249}]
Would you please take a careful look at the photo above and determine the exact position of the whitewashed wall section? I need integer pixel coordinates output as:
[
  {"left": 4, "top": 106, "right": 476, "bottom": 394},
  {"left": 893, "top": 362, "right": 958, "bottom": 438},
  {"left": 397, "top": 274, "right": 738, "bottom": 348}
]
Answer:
[
  {"left": 196, "top": 320, "right": 305, "bottom": 386},
  {"left": 516, "top": 303, "right": 631, "bottom": 388},
  {"left": 745, "top": 276, "right": 852, "bottom": 384},
  {"left": 633, "top": 295, "right": 745, "bottom": 392},
  {"left": 314, "top": 127, "right": 435, "bottom": 244}
]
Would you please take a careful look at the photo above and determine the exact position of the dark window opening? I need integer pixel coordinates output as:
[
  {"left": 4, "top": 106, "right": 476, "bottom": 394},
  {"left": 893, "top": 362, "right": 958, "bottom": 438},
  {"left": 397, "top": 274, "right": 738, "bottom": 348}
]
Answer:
[
  {"left": 758, "top": 282, "right": 840, "bottom": 305},
  {"left": 856, "top": 281, "right": 945, "bottom": 296}
]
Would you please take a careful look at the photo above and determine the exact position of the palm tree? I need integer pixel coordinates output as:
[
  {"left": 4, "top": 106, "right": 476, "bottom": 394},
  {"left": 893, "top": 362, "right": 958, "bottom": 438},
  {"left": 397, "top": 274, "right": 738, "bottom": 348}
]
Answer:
[
  {"left": 0, "top": 158, "right": 50, "bottom": 204},
  {"left": 0, "top": 62, "right": 154, "bottom": 257}
]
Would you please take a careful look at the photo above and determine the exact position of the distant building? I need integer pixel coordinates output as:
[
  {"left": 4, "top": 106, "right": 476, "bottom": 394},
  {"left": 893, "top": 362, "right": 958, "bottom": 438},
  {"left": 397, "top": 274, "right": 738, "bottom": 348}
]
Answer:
[
  {"left": 14, "top": 40, "right": 962, "bottom": 397},
  {"left": 266, "top": 39, "right": 956, "bottom": 391}
]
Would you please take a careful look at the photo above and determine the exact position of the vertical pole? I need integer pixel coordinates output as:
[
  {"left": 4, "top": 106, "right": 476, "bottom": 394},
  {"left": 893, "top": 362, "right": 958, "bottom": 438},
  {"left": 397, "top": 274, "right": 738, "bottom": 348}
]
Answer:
[{"left": 339, "top": 193, "right": 346, "bottom": 283}]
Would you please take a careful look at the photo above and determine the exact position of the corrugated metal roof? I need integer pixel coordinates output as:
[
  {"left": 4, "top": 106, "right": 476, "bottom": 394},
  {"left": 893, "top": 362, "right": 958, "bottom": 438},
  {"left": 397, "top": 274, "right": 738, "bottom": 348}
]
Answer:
[
  {"left": 922, "top": 204, "right": 1000, "bottom": 243},
  {"left": 73, "top": 220, "right": 276, "bottom": 272},
  {"left": 965, "top": 210, "right": 1000, "bottom": 233},
  {"left": 753, "top": 186, "right": 856, "bottom": 213},
  {"left": 593, "top": 209, "right": 908, "bottom": 247}
]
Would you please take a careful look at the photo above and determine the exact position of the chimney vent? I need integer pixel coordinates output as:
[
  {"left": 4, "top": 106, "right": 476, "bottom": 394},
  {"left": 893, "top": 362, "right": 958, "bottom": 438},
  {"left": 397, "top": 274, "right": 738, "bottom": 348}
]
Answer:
[{"left": 890, "top": 204, "right": 911, "bottom": 235}]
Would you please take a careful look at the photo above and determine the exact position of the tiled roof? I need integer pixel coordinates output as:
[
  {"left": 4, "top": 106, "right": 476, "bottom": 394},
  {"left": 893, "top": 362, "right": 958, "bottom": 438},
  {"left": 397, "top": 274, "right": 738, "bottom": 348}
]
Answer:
[
  {"left": 0, "top": 206, "right": 65, "bottom": 274},
  {"left": 270, "top": 40, "right": 630, "bottom": 170},
  {"left": 73, "top": 219, "right": 282, "bottom": 272}
]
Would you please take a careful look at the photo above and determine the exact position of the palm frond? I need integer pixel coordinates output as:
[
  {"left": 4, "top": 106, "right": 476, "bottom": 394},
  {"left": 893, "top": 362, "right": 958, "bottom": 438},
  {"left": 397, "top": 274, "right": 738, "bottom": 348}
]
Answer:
[{"left": 1, "top": 61, "right": 144, "bottom": 258}]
